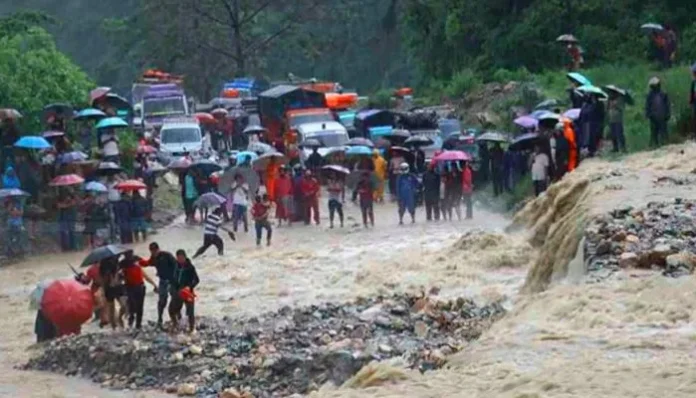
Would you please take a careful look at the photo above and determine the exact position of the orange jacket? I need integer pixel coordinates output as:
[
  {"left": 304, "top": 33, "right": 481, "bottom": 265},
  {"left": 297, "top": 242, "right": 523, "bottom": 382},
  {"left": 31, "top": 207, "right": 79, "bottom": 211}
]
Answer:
[
  {"left": 562, "top": 118, "right": 577, "bottom": 171},
  {"left": 461, "top": 166, "right": 473, "bottom": 194}
]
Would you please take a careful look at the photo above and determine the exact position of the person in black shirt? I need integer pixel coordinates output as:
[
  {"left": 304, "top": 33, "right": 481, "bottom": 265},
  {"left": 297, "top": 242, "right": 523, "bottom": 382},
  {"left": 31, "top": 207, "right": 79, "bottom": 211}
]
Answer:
[
  {"left": 169, "top": 250, "right": 200, "bottom": 333},
  {"left": 305, "top": 147, "right": 323, "bottom": 173},
  {"left": 489, "top": 143, "right": 505, "bottom": 196},
  {"left": 422, "top": 163, "right": 440, "bottom": 221},
  {"left": 141, "top": 242, "right": 177, "bottom": 327}
]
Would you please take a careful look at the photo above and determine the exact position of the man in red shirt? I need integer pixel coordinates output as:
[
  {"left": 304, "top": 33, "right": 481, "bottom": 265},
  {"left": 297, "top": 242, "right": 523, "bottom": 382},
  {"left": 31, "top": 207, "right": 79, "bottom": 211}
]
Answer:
[
  {"left": 120, "top": 252, "right": 158, "bottom": 329},
  {"left": 353, "top": 171, "right": 375, "bottom": 227},
  {"left": 274, "top": 166, "right": 294, "bottom": 226},
  {"left": 300, "top": 169, "right": 320, "bottom": 225},
  {"left": 251, "top": 194, "right": 273, "bottom": 246}
]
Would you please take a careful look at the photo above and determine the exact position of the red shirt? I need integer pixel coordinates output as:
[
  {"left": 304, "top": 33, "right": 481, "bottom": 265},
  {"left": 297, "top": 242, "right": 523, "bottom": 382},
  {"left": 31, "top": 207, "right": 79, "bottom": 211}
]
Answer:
[
  {"left": 122, "top": 264, "right": 145, "bottom": 286},
  {"left": 462, "top": 167, "right": 473, "bottom": 194},
  {"left": 274, "top": 176, "right": 292, "bottom": 197},
  {"left": 251, "top": 202, "right": 270, "bottom": 221},
  {"left": 301, "top": 177, "right": 320, "bottom": 197},
  {"left": 85, "top": 264, "right": 101, "bottom": 292},
  {"left": 357, "top": 181, "right": 373, "bottom": 201}
]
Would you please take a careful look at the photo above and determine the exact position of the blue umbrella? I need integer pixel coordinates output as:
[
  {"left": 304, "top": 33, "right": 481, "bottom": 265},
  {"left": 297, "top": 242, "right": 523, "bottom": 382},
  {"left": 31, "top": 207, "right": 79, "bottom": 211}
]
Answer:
[
  {"left": 95, "top": 117, "right": 128, "bottom": 129},
  {"left": 85, "top": 181, "right": 107, "bottom": 193},
  {"left": 236, "top": 151, "right": 259, "bottom": 164},
  {"left": 75, "top": 108, "right": 106, "bottom": 120},
  {"left": 346, "top": 145, "right": 373, "bottom": 156},
  {"left": 14, "top": 136, "right": 51, "bottom": 150},
  {"left": 567, "top": 72, "right": 592, "bottom": 86}
]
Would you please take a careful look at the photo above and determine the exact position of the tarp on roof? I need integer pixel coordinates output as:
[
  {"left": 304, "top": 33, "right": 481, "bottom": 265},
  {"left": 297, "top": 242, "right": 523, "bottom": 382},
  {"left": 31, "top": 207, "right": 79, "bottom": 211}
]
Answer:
[
  {"left": 258, "top": 85, "right": 325, "bottom": 120},
  {"left": 354, "top": 109, "right": 394, "bottom": 138}
]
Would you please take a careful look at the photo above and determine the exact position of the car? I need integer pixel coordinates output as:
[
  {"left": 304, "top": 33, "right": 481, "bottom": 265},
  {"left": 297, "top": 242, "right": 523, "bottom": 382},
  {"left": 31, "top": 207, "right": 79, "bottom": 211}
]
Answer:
[{"left": 158, "top": 118, "right": 209, "bottom": 162}]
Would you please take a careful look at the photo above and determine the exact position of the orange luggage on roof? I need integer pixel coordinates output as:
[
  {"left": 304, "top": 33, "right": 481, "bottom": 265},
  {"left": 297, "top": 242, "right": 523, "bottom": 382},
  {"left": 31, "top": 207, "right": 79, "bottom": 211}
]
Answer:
[
  {"left": 395, "top": 87, "right": 413, "bottom": 97},
  {"left": 222, "top": 88, "right": 240, "bottom": 98},
  {"left": 325, "top": 93, "right": 358, "bottom": 110}
]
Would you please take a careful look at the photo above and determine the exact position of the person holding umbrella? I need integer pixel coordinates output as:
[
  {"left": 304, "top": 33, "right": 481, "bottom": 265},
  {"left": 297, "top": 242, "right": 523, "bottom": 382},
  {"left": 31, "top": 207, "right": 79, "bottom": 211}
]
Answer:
[
  {"left": 396, "top": 163, "right": 419, "bottom": 225},
  {"left": 229, "top": 174, "right": 250, "bottom": 233},
  {"left": 462, "top": 160, "right": 474, "bottom": 219},
  {"left": 372, "top": 150, "right": 387, "bottom": 203},
  {"left": 184, "top": 170, "right": 199, "bottom": 224},
  {"left": 0, "top": 114, "right": 21, "bottom": 171},
  {"left": 326, "top": 172, "right": 345, "bottom": 229}
]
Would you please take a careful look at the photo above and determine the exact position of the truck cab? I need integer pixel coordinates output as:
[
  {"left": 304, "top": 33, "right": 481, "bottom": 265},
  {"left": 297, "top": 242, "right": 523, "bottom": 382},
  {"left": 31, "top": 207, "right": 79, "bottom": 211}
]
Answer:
[{"left": 141, "top": 84, "right": 189, "bottom": 132}]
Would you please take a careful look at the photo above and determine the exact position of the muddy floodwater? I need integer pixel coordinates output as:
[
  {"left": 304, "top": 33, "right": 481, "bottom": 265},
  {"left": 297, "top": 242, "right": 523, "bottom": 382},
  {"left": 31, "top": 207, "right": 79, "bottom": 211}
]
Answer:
[{"left": 0, "top": 201, "right": 518, "bottom": 397}]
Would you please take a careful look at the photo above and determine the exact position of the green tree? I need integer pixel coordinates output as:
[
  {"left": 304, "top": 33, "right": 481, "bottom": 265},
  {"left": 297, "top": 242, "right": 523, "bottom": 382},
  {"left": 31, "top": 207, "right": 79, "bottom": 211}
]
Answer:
[{"left": 0, "top": 27, "right": 93, "bottom": 131}]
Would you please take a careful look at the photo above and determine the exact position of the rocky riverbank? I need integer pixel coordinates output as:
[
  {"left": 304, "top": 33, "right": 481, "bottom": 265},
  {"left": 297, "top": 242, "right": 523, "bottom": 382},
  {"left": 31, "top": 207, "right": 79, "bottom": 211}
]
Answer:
[
  {"left": 24, "top": 293, "right": 505, "bottom": 397},
  {"left": 584, "top": 199, "right": 696, "bottom": 279}
]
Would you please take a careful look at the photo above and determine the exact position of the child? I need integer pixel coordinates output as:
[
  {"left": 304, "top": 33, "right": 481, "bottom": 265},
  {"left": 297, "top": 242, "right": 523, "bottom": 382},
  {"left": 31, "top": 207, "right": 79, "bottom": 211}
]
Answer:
[
  {"left": 251, "top": 194, "right": 273, "bottom": 246},
  {"left": 169, "top": 249, "right": 199, "bottom": 333}
]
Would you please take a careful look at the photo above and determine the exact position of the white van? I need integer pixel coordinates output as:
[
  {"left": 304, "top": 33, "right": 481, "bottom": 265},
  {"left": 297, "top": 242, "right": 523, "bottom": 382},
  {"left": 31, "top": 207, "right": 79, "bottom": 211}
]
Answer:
[{"left": 158, "top": 118, "right": 207, "bottom": 160}]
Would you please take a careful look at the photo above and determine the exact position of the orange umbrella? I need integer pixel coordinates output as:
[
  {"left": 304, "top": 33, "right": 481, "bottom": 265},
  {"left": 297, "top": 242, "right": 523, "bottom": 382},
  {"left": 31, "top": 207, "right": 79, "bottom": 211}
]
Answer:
[
  {"left": 49, "top": 174, "right": 85, "bottom": 187},
  {"left": 41, "top": 279, "right": 93, "bottom": 335},
  {"left": 194, "top": 112, "right": 216, "bottom": 125},
  {"left": 115, "top": 179, "right": 147, "bottom": 191}
]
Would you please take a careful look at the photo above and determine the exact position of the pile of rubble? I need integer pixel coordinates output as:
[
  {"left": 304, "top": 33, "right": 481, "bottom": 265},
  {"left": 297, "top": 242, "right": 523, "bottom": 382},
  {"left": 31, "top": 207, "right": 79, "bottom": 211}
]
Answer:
[
  {"left": 585, "top": 199, "right": 696, "bottom": 278},
  {"left": 24, "top": 293, "right": 505, "bottom": 397}
]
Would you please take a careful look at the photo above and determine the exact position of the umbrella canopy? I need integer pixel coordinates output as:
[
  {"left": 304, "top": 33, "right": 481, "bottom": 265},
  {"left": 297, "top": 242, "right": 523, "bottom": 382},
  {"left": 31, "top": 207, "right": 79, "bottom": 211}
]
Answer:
[
  {"left": 96, "top": 117, "right": 128, "bottom": 129},
  {"left": 41, "top": 279, "right": 93, "bottom": 333},
  {"left": 346, "top": 145, "right": 373, "bottom": 157},
  {"left": 58, "top": 151, "right": 88, "bottom": 164},
  {"left": 29, "top": 280, "right": 52, "bottom": 311},
  {"left": 404, "top": 135, "right": 434, "bottom": 148},
  {"left": 145, "top": 162, "right": 167, "bottom": 176},
  {"left": 391, "top": 146, "right": 412, "bottom": 156},
  {"left": 168, "top": 157, "right": 193, "bottom": 170},
  {"left": 641, "top": 23, "right": 664, "bottom": 32},
  {"left": 432, "top": 150, "right": 471, "bottom": 163},
  {"left": 43, "top": 103, "right": 74, "bottom": 118},
  {"left": 49, "top": 174, "right": 85, "bottom": 187},
  {"left": 563, "top": 108, "right": 581, "bottom": 120},
  {"left": 534, "top": 99, "right": 560, "bottom": 110},
  {"left": 382, "top": 128, "right": 411, "bottom": 143},
  {"left": 211, "top": 108, "right": 229, "bottom": 116},
  {"left": 42, "top": 130, "right": 65, "bottom": 139},
  {"left": 115, "top": 179, "right": 147, "bottom": 191},
  {"left": 346, "top": 170, "right": 379, "bottom": 190},
  {"left": 374, "top": 137, "right": 392, "bottom": 149},
  {"left": 253, "top": 152, "right": 288, "bottom": 170},
  {"left": 14, "top": 136, "right": 51, "bottom": 150},
  {"left": 537, "top": 112, "right": 561, "bottom": 122},
  {"left": 509, "top": 133, "right": 541, "bottom": 151},
  {"left": 76, "top": 107, "right": 107, "bottom": 119},
  {"left": 0, "top": 188, "right": 29, "bottom": 199},
  {"left": 195, "top": 192, "right": 227, "bottom": 208},
  {"left": 556, "top": 34, "right": 578, "bottom": 43},
  {"left": 96, "top": 161, "right": 123, "bottom": 176},
  {"left": 248, "top": 141, "right": 274, "bottom": 154},
  {"left": 577, "top": 85, "right": 608, "bottom": 98},
  {"left": 513, "top": 116, "right": 538, "bottom": 129},
  {"left": 346, "top": 137, "right": 375, "bottom": 147},
  {"left": 101, "top": 93, "right": 131, "bottom": 111},
  {"left": 137, "top": 145, "right": 157, "bottom": 154},
  {"left": 81, "top": 244, "right": 130, "bottom": 267},
  {"left": 567, "top": 72, "right": 592, "bottom": 86},
  {"left": 323, "top": 147, "right": 348, "bottom": 159},
  {"left": 476, "top": 132, "right": 509, "bottom": 143},
  {"left": 299, "top": 138, "right": 323, "bottom": 148},
  {"left": 194, "top": 112, "right": 216, "bottom": 125},
  {"left": 85, "top": 181, "right": 107, "bottom": 193},
  {"left": 90, "top": 87, "right": 111, "bottom": 102},
  {"left": 218, "top": 167, "right": 260, "bottom": 195},
  {"left": 322, "top": 164, "right": 351, "bottom": 175},
  {"left": 190, "top": 159, "right": 223, "bottom": 176},
  {"left": 235, "top": 151, "right": 259, "bottom": 165},
  {"left": 0, "top": 108, "right": 22, "bottom": 119},
  {"left": 243, "top": 125, "right": 267, "bottom": 135}
]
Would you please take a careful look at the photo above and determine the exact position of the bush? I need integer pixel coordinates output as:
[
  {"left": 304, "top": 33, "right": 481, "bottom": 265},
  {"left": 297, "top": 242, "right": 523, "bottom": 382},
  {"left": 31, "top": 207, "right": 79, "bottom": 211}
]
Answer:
[
  {"left": 444, "top": 68, "right": 481, "bottom": 98},
  {"left": 489, "top": 68, "right": 533, "bottom": 84},
  {"left": 368, "top": 89, "right": 394, "bottom": 109}
]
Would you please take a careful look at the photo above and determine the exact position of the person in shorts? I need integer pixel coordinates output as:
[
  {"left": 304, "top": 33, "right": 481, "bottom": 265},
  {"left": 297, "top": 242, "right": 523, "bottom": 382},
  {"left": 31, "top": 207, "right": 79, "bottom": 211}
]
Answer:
[{"left": 169, "top": 249, "right": 199, "bottom": 333}]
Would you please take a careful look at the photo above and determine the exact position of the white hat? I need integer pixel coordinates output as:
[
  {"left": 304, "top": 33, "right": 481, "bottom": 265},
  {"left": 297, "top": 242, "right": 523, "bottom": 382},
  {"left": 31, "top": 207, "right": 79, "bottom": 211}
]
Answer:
[
  {"left": 649, "top": 77, "right": 660, "bottom": 86},
  {"left": 399, "top": 162, "right": 410, "bottom": 172}
]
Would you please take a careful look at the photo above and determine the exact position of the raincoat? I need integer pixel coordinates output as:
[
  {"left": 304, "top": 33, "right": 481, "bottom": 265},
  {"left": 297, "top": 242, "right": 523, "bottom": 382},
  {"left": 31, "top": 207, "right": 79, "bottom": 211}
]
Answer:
[
  {"left": 396, "top": 173, "right": 418, "bottom": 213},
  {"left": 462, "top": 166, "right": 473, "bottom": 194},
  {"left": 562, "top": 118, "right": 578, "bottom": 171},
  {"left": 372, "top": 153, "right": 387, "bottom": 201},
  {"left": 2, "top": 166, "right": 20, "bottom": 189},
  {"left": 265, "top": 162, "right": 280, "bottom": 201}
]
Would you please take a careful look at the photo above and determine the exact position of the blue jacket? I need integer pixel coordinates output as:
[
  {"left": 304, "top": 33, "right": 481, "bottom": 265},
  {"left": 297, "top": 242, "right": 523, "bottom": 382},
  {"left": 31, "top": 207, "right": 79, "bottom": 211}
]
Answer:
[{"left": 396, "top": 173, "right": 418, "bottom": 202}]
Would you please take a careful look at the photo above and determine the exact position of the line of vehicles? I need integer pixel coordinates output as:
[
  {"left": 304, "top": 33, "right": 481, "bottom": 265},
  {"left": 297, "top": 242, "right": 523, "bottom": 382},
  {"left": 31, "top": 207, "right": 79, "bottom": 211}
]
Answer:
[{"left": 124, "top": 70, "right": 479, "bottom": 167}]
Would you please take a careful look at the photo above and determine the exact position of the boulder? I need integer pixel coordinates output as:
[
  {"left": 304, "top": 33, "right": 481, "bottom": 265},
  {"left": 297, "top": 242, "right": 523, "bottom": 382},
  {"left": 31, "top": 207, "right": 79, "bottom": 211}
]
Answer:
[
  {"left": 618, "top": 252, "right": 639, "bottom": 268},
  {"left": 610, "top": 231, "right": 627, "bottom": 242},
  {"left": 220, "top": 388, "right": 243, "bottom": 398},
  {"left": 176, "top": 383, "right": 197, "bottom": 396},
  {"left": 188, "top": 345, "right": 203, "bottom": 355},
  {"left": 595, "top": 240, "right": 612, "bottom": 255}
]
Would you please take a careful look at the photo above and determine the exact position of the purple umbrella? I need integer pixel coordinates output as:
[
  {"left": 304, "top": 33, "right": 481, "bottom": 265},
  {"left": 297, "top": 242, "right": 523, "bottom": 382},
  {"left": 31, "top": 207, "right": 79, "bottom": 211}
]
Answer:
[
  {"left": 563, "top": 108, "right": 581, "bottom": 120},
  {"left": 513, "top": 116, "right": 538, "bottom": 129}
]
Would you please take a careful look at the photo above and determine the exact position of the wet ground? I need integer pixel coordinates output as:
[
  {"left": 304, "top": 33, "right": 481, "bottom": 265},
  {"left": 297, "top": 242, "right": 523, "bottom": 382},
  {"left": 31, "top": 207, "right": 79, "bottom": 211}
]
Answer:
[{"left": 0, "top": 199, "right": 517, "bottom": 397}]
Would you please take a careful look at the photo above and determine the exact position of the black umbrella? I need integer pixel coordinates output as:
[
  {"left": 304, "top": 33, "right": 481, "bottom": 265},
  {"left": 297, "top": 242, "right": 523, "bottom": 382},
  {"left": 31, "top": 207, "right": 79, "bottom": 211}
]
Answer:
[
  {"left": 43, "top": 103, "right": 73, "bottom": 119},
  {"left": 299, "top": 138, "right": 323, "bottom": 148},
  {"left": 101, "top": 93, "right": 132, "bottom": 111},
  {"left": 534, "top": 99, "right": 560, "bottom": 111},
  {"left": 96, "top": 161, "right": 123, "bottom": 176},
  {"left": 81, "top": 244, "right": 130, "bottom": 267},
  {"left": 382, "top": 129, "right": 411, "bottom": 144},
  {"left": 346, "top": 137, "right": 375, "bottom": 148},
  {"left": 190, "top": 159, "right": 223, "bottom": 176},
  {"left": 509, "top": 133, "right": 541, "bottom": 151},
  {"left": 404, "top": 135, "right": 434, "bottom": 148},
  {"left": 218, "top": 166, "right": 260, "bottom": 196},
  {"left": 476, "top": 132, "right": 509, "bottom": 143}
]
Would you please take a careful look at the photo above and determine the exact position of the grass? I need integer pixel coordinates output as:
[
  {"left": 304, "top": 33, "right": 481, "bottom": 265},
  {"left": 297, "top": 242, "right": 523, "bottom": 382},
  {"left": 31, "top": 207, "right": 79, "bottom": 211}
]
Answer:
[{"left": 534, "top": 62, "right": 693, "bottom": 152}]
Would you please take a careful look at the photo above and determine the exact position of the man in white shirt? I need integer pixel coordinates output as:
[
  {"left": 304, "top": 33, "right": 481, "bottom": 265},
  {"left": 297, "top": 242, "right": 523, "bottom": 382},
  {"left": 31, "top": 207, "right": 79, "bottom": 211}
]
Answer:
[
  {"left": 103, "top": 138, "right": 120, "bottom": 164},
  {"left": 230, "top": 174, "right": 250, "bottom": 233},
  {"left": 531, "top": 144, "right": 549, "bottom": 196}
]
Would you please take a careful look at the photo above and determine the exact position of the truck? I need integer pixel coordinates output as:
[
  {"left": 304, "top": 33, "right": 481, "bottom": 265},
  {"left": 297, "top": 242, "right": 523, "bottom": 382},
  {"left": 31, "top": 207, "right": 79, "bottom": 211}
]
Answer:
[
  {"left": 221, "top": 78, "right": 269, "bottom": 97},
  {"left": 258, "top": 85, "right": 326, "bottom": 148},
  {"left": 141, "top": 84, "right": 189, "bottom": 131}
]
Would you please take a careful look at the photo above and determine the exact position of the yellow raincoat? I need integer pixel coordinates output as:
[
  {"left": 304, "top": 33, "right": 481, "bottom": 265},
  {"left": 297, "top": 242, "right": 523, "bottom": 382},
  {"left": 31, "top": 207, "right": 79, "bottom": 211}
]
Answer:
[{"left": 372, "top": 150, "right": 387, "bottom": 201}]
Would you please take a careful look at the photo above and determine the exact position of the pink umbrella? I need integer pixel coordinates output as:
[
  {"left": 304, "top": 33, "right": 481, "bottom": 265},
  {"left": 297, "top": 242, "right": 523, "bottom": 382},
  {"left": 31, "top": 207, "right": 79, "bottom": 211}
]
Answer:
[
  {"left": 433, "top": 150, "right": 471, "bottom": 163},
  {"left": 90, "top": 87, "right": 111, "bottom": 103},
  {"left": 49, "top": 174, "right": 85, "bottom": 187},
  {"left": 115, "top": 179, "right": 147, "bottom": 191},
  {"left": 513, "top": 116, "right": 538, "bottom": 129}
]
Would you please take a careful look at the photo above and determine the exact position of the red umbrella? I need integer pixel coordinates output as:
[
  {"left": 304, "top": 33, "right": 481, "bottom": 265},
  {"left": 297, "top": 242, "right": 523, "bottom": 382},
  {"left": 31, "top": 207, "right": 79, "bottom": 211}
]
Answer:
[
  {"left": 432, "top": 150, "right": 471, "bottom": 163},
  {"left": 41, "top": 279, "right": 93, "bottom": 335},
  {"left": 90, "top": 87, "right": 111, "bottom": 103},
  {"left": 194, "top": 112, "right": 216, "bottom": 125},
  {"left": 137, "top": 145, "right": 157, "bottom": 154},
  {"left": 49, "top": 174, "right": 85, "bottom": 187},
  {"left": 115, "top": 179, "right": 147, "bottom": 191}
]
